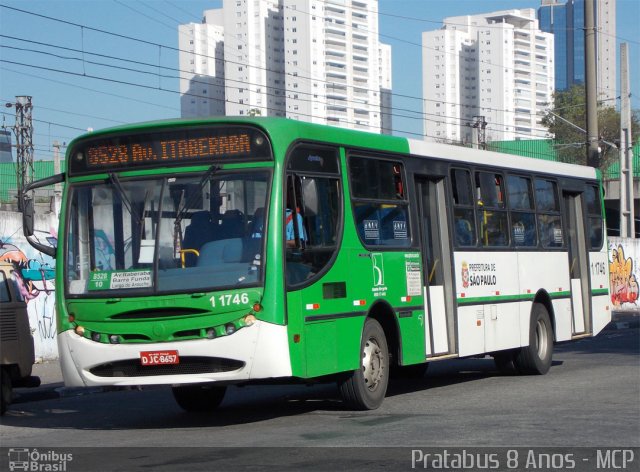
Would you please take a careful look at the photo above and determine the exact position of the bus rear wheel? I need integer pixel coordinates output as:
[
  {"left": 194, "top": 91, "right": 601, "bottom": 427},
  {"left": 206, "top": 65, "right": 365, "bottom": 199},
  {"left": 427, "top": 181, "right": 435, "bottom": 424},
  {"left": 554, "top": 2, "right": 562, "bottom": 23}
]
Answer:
[
  {"left": 172, "top": 384, "right": 226, "bottom": 412},
  {"left": 514, "top": 303, "right": 553, "bottom": 375},
  {"left": 339, "top": 318, "right": 389, "bottom": 410}
]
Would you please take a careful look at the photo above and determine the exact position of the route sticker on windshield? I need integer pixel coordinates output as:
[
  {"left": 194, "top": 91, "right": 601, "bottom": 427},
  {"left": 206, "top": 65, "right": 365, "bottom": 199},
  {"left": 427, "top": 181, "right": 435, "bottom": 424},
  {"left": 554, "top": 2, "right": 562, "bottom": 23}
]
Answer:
[{"left": 88, "top": 270, "right": 152, "bottom": 290}]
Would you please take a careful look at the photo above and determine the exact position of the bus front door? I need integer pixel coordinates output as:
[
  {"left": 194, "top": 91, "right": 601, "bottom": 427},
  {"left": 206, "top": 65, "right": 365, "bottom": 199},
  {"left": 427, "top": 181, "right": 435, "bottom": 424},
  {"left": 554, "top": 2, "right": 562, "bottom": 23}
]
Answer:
[
  {"left": 415, "top": 177, "right": 457, "bottom": 357},
  {"left": 563, "top": 192, "right": 591, "bottom": 336}
]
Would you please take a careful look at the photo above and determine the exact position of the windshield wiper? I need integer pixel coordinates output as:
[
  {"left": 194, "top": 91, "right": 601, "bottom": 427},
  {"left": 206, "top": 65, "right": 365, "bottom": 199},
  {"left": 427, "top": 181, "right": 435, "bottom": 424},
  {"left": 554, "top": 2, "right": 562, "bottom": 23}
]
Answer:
[
  {"left": 173, "top": 164, "right": 221, "bottom": 229},
  {"left": 109, "top": 173, "right": 143, "bottom": 225}
]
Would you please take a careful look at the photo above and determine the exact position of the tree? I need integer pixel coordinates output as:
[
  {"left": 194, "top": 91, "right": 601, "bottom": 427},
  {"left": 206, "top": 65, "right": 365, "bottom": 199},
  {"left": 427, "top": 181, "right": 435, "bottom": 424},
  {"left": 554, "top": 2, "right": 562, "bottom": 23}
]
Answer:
[{"left": 541, "top": 84, "right": 639, "bottom": 173}]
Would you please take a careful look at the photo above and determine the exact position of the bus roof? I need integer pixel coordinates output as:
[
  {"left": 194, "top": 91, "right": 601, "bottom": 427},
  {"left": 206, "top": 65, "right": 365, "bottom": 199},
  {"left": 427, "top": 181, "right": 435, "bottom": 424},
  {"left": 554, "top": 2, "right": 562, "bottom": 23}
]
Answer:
[{"left": 67, "top": 117, "right": 598, "bottom": 181}]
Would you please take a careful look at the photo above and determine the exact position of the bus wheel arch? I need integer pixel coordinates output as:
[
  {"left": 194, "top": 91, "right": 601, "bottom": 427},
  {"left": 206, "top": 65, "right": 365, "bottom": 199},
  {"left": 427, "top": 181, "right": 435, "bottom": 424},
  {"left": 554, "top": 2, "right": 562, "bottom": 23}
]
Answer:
[
  {"left": 533, "top": 290, "right": 556, "bottom": 342},
  {"left": 368, "top": 300, "right": 400, "bottom": 368}
]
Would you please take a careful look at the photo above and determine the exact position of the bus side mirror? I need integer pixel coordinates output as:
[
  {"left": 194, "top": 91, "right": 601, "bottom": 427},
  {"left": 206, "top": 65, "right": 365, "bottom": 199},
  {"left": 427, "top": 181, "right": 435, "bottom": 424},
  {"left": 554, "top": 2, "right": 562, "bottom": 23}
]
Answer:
[{"left": 23, "top": 198, "right": 34, "bottom": 237}]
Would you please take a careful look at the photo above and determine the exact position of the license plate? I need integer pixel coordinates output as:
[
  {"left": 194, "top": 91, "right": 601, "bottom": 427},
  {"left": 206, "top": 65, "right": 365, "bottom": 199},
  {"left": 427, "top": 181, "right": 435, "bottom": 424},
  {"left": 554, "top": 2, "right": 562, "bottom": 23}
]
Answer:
[{"left": 140, "top": 350, "right": 179, "bottom": 366}]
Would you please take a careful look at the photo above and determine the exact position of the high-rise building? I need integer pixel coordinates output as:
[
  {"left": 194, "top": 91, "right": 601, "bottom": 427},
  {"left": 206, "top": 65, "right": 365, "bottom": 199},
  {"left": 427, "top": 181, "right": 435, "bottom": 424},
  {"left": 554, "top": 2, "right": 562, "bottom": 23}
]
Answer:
[
  {"left": 538, "top": 0, "right": 616, "bottom": 104},
  {"left": 178, "top": 0, "right": 392, "bottom": 134},
  {"left": 379, "top": 43, "right": 393, "bottom": 134},
  {"left": 178, "top": 9, "right": 226, "bottom": 118},
  {"left": 422, "top": 9, "right": 554, "bottom": 143}
]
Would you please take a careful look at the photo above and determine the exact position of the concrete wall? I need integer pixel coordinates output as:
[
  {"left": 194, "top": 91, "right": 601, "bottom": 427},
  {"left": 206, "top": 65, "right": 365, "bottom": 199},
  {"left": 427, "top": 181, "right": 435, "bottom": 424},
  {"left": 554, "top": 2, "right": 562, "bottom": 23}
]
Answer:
[{"left": 608, "top": 237, "right": 640, "bottom": 312}]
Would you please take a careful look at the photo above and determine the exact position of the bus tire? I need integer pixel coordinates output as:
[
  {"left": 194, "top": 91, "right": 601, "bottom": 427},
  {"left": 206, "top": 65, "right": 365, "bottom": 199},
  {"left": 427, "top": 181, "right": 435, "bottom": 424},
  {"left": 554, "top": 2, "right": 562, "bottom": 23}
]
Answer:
[
  {"left": 339, "top": 318, "right": 389, "bottom": 410},
  {"left": 514, "top": 303, "right": 553, "bottom": 375},
  {"left": 1, "top": 367, "right": 12, "bottom": 415},
  {"left": 493, "top": 350, "right": 518, "bottom": 375},
  {"left": 172, "top": 384, "right": 226, "bottom": 412}
]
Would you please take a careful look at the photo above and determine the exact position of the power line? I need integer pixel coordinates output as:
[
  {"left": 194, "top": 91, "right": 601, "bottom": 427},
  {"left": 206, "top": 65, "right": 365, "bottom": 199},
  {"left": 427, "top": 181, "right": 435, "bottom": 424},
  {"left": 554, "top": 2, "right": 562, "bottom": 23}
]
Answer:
[
  {"left": 1, "top": 33, "right": 553, "bottom": 134},
  {"left": 0, "top": 3, "right": 564, "bottom": 142}
]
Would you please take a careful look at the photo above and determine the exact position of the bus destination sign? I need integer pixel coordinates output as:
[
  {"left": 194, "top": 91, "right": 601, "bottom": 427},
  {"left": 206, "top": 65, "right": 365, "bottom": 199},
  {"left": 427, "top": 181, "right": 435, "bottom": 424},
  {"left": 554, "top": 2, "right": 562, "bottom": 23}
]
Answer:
[{"left": 69, "top": 126, "right": 271, "bottom": 175}]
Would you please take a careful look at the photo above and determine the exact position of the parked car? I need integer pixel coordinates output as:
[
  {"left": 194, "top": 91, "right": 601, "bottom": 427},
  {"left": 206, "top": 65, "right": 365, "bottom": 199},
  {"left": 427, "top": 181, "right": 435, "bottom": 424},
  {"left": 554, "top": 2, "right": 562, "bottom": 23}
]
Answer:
[{"left": 0, "top": 262, "right": 40, "bottom": 414}]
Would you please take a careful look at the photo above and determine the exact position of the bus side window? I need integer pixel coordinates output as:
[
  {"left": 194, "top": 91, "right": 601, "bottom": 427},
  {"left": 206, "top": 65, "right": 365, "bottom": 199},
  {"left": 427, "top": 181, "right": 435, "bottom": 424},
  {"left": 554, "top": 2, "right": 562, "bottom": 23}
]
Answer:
[
  {"left": 507, "top": 175, "right": 537, "bottom": 247},
  {"left": 585, "top": 185, "right": 603, "bottom": 249},
  {"left": 285, "top": 146, "right": 341, "bottom": 286},
  {"left": 450, "top": 168, "right": 476, "bottom": 247},
  {"left": 534, "top": 179, "right": 563, "bottom": 248}
]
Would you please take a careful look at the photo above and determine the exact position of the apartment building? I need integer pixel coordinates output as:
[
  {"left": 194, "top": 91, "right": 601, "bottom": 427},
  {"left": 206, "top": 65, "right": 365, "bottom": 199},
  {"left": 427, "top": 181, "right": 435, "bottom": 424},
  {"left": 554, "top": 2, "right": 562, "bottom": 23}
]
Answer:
[
  {"left": 422, "top": 9, "right": 554, "bottom": 143},
  {"left": 179, "top": 0, "right": 392, "bottom": 134},
  {"left": 178, "top": 9, "right": 226, "bottom": 118}
]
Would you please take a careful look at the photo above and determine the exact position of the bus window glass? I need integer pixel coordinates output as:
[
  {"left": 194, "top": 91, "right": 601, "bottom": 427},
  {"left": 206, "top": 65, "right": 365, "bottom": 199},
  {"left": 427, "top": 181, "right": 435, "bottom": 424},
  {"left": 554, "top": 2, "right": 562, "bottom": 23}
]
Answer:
[
  {"left": 586, "top": 185, "right": 603, "bottom": 249},
  {"left": 476, "top": 172, "right": 505, "bottom": 209},
  {"left": 479, "top": 210, "right": 509, "bottom": 247},
  {"left": 511, "top": 212, "right": 537, "bottom": 247},
  {"left": 451, "top": 169, "right": 473, "bottom": 206},
  {"left": 507, "top": 175, "right": 533, "bottom": 210},
  {"left": 476, "top": 172, "right": 508, "bottom": 247},
  {"left": 508, "top": 175, "right": 537, "bottom": 247},
  {"left": 66, "top": 170, "right": 269, "bottom": 295},
  {"left": 535, "top": 179, "right": 559, "bottom": 212},
  {"left": 350, "top": 157, "right": 405, "bottom": 200},
  {"left": 538, "top": 214, "right": 564, "bottom": 248},
  {"left": 454, "top": 208, "right": 476, "bottom": 246},
  {"left": 535, "top": 179, "right": 563, "bottom": 248},
  {"left": 349, "top": 157, "right": 410, "bottom": 248},
  {"left": 450, "top": 169, "right": 476, "bottom": 247},
  {"left": 286, "top": 146, "right": 341, "bottom": 286}
]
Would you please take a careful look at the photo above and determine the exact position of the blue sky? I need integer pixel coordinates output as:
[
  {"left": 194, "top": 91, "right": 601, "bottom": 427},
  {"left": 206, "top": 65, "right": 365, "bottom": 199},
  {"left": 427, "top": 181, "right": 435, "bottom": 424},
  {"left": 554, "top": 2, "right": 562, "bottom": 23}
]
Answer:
[{"left": 0, "top": 0, "right": 638, "bottom": 160}]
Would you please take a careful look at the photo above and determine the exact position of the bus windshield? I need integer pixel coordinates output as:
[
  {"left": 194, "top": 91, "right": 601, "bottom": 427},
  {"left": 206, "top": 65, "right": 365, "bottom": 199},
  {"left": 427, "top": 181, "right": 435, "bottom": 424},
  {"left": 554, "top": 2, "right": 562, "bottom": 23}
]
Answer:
[{"left": 66, "top": 170, "right": 270, "bottom": 296}]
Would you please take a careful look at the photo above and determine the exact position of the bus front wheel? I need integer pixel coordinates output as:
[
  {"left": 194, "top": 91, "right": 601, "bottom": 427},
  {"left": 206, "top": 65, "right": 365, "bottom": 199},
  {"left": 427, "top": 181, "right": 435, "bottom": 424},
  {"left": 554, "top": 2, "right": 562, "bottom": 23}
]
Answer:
[
  {"left": 339, "top": 318, "right": 389, "bottom": 410},
  {"left": 514, "top": 303, "right": 553, "bottom": 375},
  {"left": 172, "top": 384, "right": 226, "bottom": 412}
]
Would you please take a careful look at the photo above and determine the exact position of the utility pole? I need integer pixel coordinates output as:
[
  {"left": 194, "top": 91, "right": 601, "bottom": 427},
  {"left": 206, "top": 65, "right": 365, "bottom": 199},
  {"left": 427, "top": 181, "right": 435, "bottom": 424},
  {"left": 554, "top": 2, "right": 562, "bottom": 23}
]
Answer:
[
  {"left": 470, "top": 116, "right": 487, "bottom": 150},
  {"left": 584, "top": 0, "right": 599, "bottom": 168},
  {"left": 619, "top": 43, "right": 634, "bottom": 238},
  {"left": 5, "top": 96, "right": 34, "bottom": 211}
]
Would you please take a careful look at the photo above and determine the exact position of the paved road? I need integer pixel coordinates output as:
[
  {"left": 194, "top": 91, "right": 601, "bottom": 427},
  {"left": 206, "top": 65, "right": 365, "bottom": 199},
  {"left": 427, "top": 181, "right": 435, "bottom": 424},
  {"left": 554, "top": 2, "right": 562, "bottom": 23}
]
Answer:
[{"left": 1, "top": 323, "right": 638, "bottom": 470}]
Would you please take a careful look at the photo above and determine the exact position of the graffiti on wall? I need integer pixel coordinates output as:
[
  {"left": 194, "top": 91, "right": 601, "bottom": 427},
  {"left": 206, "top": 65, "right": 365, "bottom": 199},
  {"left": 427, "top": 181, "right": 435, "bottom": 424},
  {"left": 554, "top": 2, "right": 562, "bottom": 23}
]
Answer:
[
  {"left": 609, "top": 243, "right": 639, "bottom": 307},
  {"left": 0, "top": 239, "right": 57, "bottom": 343}
]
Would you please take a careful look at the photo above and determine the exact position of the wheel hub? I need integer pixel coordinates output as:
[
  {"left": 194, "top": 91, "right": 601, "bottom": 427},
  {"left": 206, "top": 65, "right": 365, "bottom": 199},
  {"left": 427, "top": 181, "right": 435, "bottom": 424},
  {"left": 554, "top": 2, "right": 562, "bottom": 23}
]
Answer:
[{"left": 362, "top": 336, "right": 384, "bottom": 391}]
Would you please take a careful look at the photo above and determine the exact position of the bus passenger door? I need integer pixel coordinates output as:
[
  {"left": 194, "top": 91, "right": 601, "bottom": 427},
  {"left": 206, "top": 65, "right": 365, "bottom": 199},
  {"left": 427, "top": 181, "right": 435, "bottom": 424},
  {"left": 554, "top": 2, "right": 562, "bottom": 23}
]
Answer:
[
  {"left": 563, "top": 192, "right": 591, "bottom": 336},
  {"left": 415, "top": 177, "right": 457, "bottom": 357}
]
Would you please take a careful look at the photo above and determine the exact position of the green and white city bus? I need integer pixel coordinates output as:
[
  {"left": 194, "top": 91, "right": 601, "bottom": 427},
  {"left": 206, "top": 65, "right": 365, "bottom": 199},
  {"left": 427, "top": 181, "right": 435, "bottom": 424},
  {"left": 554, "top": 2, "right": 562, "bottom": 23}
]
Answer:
[{"left": 23, "top": 117, "right": 611, "bottom": 410}]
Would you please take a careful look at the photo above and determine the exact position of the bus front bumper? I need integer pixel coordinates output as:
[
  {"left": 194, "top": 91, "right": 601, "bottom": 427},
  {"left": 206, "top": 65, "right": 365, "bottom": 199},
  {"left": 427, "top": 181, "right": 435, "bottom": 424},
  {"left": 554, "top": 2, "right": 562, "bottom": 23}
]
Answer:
[{"left": 57, "top": 320, "right": 292, "bottom": 387}]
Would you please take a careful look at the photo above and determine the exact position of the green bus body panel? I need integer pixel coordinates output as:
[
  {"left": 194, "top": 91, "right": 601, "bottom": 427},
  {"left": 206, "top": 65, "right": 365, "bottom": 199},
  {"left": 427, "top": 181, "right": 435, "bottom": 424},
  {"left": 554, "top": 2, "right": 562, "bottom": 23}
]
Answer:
[{"left": 284, "top": 142, "right": 426, "bottom": 378}]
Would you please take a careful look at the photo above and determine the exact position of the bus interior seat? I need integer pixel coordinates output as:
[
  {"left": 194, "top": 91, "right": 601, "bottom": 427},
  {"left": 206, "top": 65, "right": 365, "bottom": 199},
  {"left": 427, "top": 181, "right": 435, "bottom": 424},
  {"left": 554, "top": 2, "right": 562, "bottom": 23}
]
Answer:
[
  {"left": 197, "top": 238, "right": 243, "bottom": 267},
  {"left": 183, "top": 211, "right": 216, "bottom": 266},
  {"left": 220, "top": 210, "right": 245, "bottom": 238},
  {"left": 455, "top": 218, "right": 473, "bottom": 246}
]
